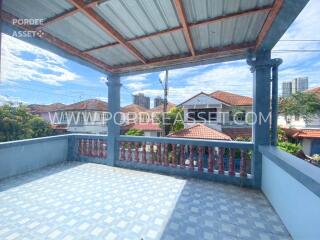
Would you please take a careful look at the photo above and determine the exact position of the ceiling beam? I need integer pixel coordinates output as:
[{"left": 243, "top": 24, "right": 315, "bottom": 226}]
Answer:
[
  {"left": 83, "top": 5, "right": 272, "bottom": 53},
  {"left": 113, "top": 42, "right": 255, "bottom": 74},
  {"left": 256, "top": 0, "right": 283, "bottom": 49},
  {"left": 68, "top": 0, "right": 147, "bottom": 64},
  {"left": 173, "top": 0, "right": 195, "bottom": 56},
  {"left": 1, "top": 10, "right": 114, "bottom": 72},
  {"left": 36, "top": 0, "right": 101, "bottom": 31}
]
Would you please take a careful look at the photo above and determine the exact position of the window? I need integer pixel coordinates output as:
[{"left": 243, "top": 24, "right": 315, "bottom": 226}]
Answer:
[
  {"left": 188, "top": 108, "right": 217, "bottom": 122},
  {"left": 229, "top": 110, "right": 246, "bottom": 122}
]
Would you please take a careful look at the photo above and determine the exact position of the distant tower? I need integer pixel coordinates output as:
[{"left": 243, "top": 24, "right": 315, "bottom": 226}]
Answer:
[
  {"left": 154, "top": 96, "right": 164, "bottom": 108},
  {"left": 133, "top": 93, "right": 150, "bottom": 109},
  {"left": 282, "top": 81, "right": 292, "bottom": 98},
  {"left": 292, "top": 77, "right": 308, "bottom": 94}
]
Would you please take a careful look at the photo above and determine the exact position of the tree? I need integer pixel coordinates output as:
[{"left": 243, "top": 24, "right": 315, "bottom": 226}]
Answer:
[
  {"left": 158, "top": 107, "right": 184, "bottom": 135},
  {"left": 0, "top": 103, "right": 52, "bottom": 142},
  {"left": 125, "top": 128, "right": 144, "bottom": 136},
  {"left": 279, "top": 92, "right": 320, "bottom": 124}
]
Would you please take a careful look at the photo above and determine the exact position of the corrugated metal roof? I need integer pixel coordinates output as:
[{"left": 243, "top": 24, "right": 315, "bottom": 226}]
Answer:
[
  {"left": 2, "top": 0, "right": 73, "bottom": 20},
  {"left": 44, "top": 12, "right": 117, "bottom": 51},
  {"left": 89, "top": 45, "right": 139, "bottom": 66},
  {"left": 182, "top": 0, "right": 274, "bottom": 23},
  {"left": 93, "top": 0, "right": 180, "bottom": 39},
  {"left": 131, "top": 30, "right": 189, "bottom": 59},
  {"left": 191, "top": 11, "right": 268, "bottom": 51}
]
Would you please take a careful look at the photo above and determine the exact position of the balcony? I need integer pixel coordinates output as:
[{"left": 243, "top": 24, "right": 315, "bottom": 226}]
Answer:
[{"left": 1, "top": 134, "right": 319, "bottom": 239}]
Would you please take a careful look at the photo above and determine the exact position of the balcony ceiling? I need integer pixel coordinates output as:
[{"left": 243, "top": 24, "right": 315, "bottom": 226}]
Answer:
[{"left": 1, "top": 0, "right": 309, "bottom": 75}]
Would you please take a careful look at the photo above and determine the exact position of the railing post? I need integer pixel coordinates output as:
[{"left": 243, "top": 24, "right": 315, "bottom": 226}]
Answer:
[
  {"left": 106, "top": 74, "right": 121, "bottom": 166},
  {"left": 248, "top": 50, "right": 272, "bottom": 187}
]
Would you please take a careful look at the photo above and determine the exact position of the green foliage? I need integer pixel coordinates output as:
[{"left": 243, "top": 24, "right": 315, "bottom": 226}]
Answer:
[
  {"left": 279, "top": 92, "right": 320, "bottom": 124},
  {"left": 158, "top": 107, "right": 184, "bottom": 135},
  {"left": 125, "top": 128, "right": 144, "bottom": 136},
  {"left": 0, "top": 103, "right": 53, "bottom": 142},
  {"left": 277, "top": 141, "right": 302, "bottom": 155}
]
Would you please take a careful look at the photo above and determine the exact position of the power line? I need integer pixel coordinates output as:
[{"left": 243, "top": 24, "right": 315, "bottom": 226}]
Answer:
[{"left": 279, "top": 39, "right": 320, "bottom": 42}]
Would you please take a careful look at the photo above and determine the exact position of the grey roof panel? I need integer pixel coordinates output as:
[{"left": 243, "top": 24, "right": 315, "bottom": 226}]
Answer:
[
  {"left": 93, "top": 0, "right": 180, "bottom": 39},
  {"left": 2, "top": 0, "right": 73, "bottom": 20},
  {"left": 44, "top": 12, "right": 117, "bottom": 51}
]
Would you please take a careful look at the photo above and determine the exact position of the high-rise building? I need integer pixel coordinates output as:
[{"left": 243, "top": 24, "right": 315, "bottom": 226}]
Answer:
[
  {"left": 133, "top": 93, "right": 150, "bottom": 109},
  {"left": 282, "top": 81, "right": 292, "bottom": 98},
  {"left": 154, "top": 96, "right": 164, "bottom": 108},
  {"left": 282, "top": 77, "right": 308, "bottom": 97},
  {"left": 292, "top": 77, "right": 308, "bottom": 94}
]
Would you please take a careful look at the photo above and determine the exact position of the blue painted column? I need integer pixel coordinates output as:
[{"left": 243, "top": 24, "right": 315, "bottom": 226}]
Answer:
[
  {"left": 248, "top": 50, "right": 272, "bottom": 187},
  {"left": 106, "top": 74, "right": 121, "bottom": 166}
]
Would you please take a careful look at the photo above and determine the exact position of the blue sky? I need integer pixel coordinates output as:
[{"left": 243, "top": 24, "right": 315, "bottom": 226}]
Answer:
[{"left": 0, "top": 0, "right": 319, "bottom": 107}]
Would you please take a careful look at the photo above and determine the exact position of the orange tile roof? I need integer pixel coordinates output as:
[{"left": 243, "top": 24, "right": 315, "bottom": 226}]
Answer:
[
  {"left": 121, "top": 104, "right": 148, "bottom": 113},
  {"left": 28, "top": 103, "right": 66, "bottom": 113},
  {"left": 168, "top": 124, "right": 231, "bottom": 140},
  {"left": 210, "top": 91, "right": 252, "bottom": 106},
  {"left": 149, "top": 102, "right": 176, "bottom": 113},
  {"left": 306, "top": 86, "right": 320, "bottom": 95},
  {"left": 283, "top": 128, "right": 320, "bottom": 139},
  {"left": 222, "top": 128, "right": 252, "bottom": 140},
  {"left": 63, "top": 99, "right": 108, "bottom": 111}
]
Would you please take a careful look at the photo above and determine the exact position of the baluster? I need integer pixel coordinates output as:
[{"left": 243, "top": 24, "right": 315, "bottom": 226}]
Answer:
[
  {"left": 164, "top": 143, "right": 168, "bottom": 166},
  {"left": 150, "top": 143, "right": 155, "bottom": 164},
  {"left": 120, "top": 142, "right": 126, "bottom": 161},
  {"left": 240, "top": 150, "right": 247, "bottom": 177},
  {"left": 208, "top": 147, "right": 213, "bottom": 173},
  {"left": 79, "top": 139, "right": 84, "bottom": 156},
  {"left": 198, "top": 146, "right": 203, "bottom": 172},
  {"left": 85, "top": 139, "right": 90, "bottom": 156},
  {"left": 180, "top": 145, "right": 185, "bottom": 168},
  {"left": 142, "top": 143, "right": 146, "bottom": 163},
  {"left": 97, "top": 139, "right": 101, "bottom": 157},
  {"left": 218, "top": 147, "right": 225, "bottom": 174},
  {"left": 134, "top": 142, "right": 139, "bottom": 162},
  {"left": 171, "top": 144, "right": 176, "bottom": 167},
  {"left": 90, "top": 139, "right": 95, "bottom": 157},
  {"left": 102, "top": 141, "right": 107, "bottom": 159},
  {"left": 157, "top": 143, "right": 161, "bottom": 165},
  {"left": 228, "top": 148, "right": 235, "bottom": 176},
  {"left": 128, "top": 142, "right": 133, "bottom": 161},
  {"left": 189, "top": 145, "right": 194, "bottom": 170}
]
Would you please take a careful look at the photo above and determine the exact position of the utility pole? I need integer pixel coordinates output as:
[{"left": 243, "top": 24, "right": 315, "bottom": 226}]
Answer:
[{"left": 159, "top": 70, "right": 169, "bottom": 136}]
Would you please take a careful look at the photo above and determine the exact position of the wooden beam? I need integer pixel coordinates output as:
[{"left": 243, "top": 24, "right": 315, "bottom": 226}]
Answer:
[
  {"left": 1, "top": 10, "right": 114, "bottom": 72},
  {"left": 256, "top": 0, "right": 283, "bottom": 49},
  {"left": 173, "top": 0, "right": 195, "bottom": 56},
  {"left": 36, "top": 0, "right": 101, "bottom": 31},
  {"left": 82, "top": 6, "right": 271, "bottom": 53},
  {"left": 68, "top": 0, "right": 147, "bottom": 64},
  {"left": 114, "top": 42, "right": 255, "bottom": 74}
]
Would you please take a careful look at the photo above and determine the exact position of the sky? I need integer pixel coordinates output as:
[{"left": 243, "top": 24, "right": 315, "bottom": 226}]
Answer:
[{"left": 0, "top": 0, "right": 319, "bottom": 107}]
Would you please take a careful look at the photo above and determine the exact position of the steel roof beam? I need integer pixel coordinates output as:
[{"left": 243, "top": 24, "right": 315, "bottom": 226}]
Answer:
[
  {"left": 173, "top": 0, "right": 195, "bottom": 56},
  {"left": 68, "top": 0, "right": 147, "bottom": 64}
]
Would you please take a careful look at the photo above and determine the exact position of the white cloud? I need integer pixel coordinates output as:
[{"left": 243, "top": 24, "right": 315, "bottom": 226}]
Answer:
[
  {"left": 1, "top": 34, "right": 80, "bottom": 86},
  {"left": 0, "top": 94, "right": 26, "bottom": 105}
]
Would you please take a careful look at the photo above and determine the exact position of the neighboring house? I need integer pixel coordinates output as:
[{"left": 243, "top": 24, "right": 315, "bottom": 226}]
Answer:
[
  {"left": 123, "top": 123, "right": 162, "bottom": 137},
  {"left": 279, "top": 86, "right": 320, "bottom": 155},
  {"left": 178, "top": 91, "right": 252, "bottom": 139},
  {"left": 121, "top": 104, "right": 149, "bottom": 124},
  {"left": 28, "top": 103, "right": 66, "bottom": 122},
  {"left": 168, "top": 124, "right": 231, "bottom": 140},
  {"left": 283, "top": 128, "right": 320, "bottom": 156}
]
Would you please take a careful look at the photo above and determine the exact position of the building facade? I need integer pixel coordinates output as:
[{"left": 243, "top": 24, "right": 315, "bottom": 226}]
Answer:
[
  {"left": 282, "top": 77, "right": 308, "bottom": 97},
  {"left": 133, "top": 93, "right": 150, "bottom": 109},
  {"left": 154, "top": 96, "right": 164, "bottom": 108},
  {"left": 282, "top": 81, "right": 292, "bottom": 98}
]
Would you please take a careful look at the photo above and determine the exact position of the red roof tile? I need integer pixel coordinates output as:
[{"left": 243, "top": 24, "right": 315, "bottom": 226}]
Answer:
[
  {"left": 149, "top": 102, "right": 176, "bottom": 113},
  {"left": 63, "top": 99, "right": 108, "bottom": 111},
  {"left": 28, "top": 103, "right": 66, "bottom": 113},
  {"left": 283, "top": 128, "right": 320, "bottom": 139},
  {"left": 210, "top": 91, "right": 252, "bottom": 106},
  {"left": 222, "top": 128, "right": 252, "bottom": 140},
  {"left": 121, "top": 104, "right": 148, "bottom": 113},
  {"left": 168, "top": 124, "right": 231, "bottom": 140}
]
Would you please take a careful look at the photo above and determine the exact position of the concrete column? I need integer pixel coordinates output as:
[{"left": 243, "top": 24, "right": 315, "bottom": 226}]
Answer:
[
  {"left": 106, "top": 74, "right": 121, "bottom": 166},
  {"left": 248, "top": 50, "right": 272, "bottom": 187}
]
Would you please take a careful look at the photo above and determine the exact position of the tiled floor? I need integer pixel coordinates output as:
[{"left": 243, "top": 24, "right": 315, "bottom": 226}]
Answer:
[{"left": 0, "top": 162, "right": 291, "bottom": 240}]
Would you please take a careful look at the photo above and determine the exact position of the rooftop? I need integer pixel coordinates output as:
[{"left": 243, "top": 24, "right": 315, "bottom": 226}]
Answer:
[
  {"left": 283, "top": 128, "right": 320, "bottom": 139},
  {"left": 210, "top": 91, "right": 253, "bottom": 106},
  {"left": 168, "top": 123, "right": 232, "bottom": 140},
  {"left": 0, "top": 161, "right": 289, "bottom": 240}
]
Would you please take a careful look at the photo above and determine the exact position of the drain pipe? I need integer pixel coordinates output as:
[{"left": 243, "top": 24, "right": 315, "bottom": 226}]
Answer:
[{"left": 270, "top": 58, "right": 283, "bottom": 146}]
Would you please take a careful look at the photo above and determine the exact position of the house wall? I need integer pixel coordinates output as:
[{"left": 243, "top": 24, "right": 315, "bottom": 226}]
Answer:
[
  {"left": 278, "top": 114, "right": 320, "bottom": 128},
  {"left": 302, "top": 138, "right": 312, "bottom": 155},
  {"left": 260, "top": 146, "right": 320, "bottom": 240},
  {"left": 144, "top": 131, "right": 160, "bottom": 137},
  {"left": 0, "top": 136, "right": 68, "bottom": 180}
]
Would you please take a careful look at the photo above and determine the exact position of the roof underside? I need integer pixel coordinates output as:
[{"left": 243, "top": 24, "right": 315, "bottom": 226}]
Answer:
[{"left": 1, "top": 0, "right": 309, "bottom": 75}]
